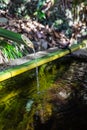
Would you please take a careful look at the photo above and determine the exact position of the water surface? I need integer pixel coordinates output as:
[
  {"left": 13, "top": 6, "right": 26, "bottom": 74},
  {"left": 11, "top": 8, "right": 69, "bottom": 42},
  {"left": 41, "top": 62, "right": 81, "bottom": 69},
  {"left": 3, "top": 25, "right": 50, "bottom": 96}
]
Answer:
[{"left": 0, "top": 56, "right": 87, "bottom": 130}]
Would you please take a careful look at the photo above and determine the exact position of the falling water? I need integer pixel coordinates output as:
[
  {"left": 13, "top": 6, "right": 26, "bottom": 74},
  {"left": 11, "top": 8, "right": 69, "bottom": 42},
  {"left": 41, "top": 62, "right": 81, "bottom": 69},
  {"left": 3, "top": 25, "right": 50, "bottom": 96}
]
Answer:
[
  {"left": 21, "top": 35, "right": 40, "bottom": 93},
  {"left": 32, "top": 48, "right": 40, "bottom": 93}
]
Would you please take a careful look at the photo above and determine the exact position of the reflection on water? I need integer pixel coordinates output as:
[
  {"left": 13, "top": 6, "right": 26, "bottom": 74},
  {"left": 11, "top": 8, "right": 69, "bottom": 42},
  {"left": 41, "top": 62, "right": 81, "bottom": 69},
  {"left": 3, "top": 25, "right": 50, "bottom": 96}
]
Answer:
[
  {"left": 0, "top": 56, "right": 87, "bottom": 130},
  {"left": 25, "top": 99, "right": 34, "bottom": 112}
]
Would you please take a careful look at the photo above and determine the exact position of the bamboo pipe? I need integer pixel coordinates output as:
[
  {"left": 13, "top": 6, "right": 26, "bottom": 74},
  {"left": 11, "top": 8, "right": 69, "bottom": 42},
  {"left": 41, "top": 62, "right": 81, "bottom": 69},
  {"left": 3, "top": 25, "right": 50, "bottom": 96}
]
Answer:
[
  {"left": 0, "top": 28, "right": 24, "bottom": 44},
  {"left": 0, "top": 40, "right": 87, "bottom": 82}
]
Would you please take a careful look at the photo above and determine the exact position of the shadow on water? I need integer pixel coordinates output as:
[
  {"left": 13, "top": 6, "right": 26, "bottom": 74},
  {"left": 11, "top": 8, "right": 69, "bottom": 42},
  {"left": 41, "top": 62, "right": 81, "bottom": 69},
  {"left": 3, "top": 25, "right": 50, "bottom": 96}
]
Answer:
[{"left": 0, "top": 56, "right": 87, "bottom": 130}]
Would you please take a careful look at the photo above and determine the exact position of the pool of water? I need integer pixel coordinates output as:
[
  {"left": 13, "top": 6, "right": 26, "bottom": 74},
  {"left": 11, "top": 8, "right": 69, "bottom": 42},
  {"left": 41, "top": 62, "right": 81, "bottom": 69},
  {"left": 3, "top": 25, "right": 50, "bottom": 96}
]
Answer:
[{"left": 0, "top": 56, "right": 87, "bottom": 130}]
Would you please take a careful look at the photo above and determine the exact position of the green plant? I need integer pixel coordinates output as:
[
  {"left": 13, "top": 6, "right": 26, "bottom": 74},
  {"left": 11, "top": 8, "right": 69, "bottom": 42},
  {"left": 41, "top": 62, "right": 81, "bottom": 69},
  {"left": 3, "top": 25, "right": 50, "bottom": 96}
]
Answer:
[
  {"left": 34, "top": 0, "right": 46, "bottom": 20},
  {"left": 0, "top": 40, "right": 23, "bottom": 60},
  {"left": 0, "top": 28, "right": 33, "bottom": 61}
]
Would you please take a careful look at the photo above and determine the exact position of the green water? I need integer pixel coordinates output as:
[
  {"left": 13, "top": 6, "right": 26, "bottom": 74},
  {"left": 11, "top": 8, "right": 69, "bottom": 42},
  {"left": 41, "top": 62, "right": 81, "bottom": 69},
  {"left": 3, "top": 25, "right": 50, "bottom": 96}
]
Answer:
[{"left": 0, "top": 56, "right": 87, "bottom": 130}]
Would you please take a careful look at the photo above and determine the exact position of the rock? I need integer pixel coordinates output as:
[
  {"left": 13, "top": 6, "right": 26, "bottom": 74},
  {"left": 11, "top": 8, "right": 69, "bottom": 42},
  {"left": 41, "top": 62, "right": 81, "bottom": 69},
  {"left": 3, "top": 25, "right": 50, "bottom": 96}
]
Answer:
[
  {"left": 40, "top": 39, "right": 48, "bottom": 50},
  {"left": 35, "top": 39, "right": 48, "bottom": 51},
  {"left": 73, "top": 48, "right": 87, "bottom": 58},
  {"left": 0, "top": 17, "right": 8, "bottom": 25}
]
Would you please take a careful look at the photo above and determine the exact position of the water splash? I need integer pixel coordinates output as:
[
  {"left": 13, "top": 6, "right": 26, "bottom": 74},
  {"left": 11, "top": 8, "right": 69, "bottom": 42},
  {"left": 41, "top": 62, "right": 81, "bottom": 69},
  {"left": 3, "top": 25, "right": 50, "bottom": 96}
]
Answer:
[
  {"left": 33, "top": 49, "right": 40, "bottom": 93},
  {"left": 21, "top": 34, "right": 40, "bottom": 93}
]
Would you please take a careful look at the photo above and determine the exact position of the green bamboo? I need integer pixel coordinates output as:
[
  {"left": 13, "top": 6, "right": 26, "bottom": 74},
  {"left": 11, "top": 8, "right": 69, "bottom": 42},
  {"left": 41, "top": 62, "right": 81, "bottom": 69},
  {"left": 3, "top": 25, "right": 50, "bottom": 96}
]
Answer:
[
  {"left": 0, "top": 40, "right": 87, "bottom": 82},
  {"left": 0, "top": 28, "right": 24, "bottom": 44}
]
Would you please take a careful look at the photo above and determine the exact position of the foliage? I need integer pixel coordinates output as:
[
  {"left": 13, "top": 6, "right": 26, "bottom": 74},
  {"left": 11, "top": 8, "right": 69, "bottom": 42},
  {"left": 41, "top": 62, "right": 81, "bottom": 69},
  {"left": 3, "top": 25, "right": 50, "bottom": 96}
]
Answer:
[
  {"left": 0, "top": 39, "right": 31, "bottom": 62},
  {"left": 34, "top": 0, "right": 48, "bottom": 21},
  {"left": 0, "top": 40, "right": 22, "bottom": 60},
  {"left": 0, "top": 0, "right": 87, "bottom": 62},
  {"left": 8, "top": 0, "right": 28, "bottom": 18},
  {"left": 35, "top": 0, "right": 55, "bottom": 22}
]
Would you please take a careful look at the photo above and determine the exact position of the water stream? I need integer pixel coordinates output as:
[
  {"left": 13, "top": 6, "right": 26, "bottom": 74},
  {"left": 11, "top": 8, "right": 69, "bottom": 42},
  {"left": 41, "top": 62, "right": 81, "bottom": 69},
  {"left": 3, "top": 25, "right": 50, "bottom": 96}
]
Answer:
[
  {"left": 33, "top": 49, "right": 40, "bottom": 94},
  {"left": 21, "top": 34, "right": 40, "bottom": 93}
]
